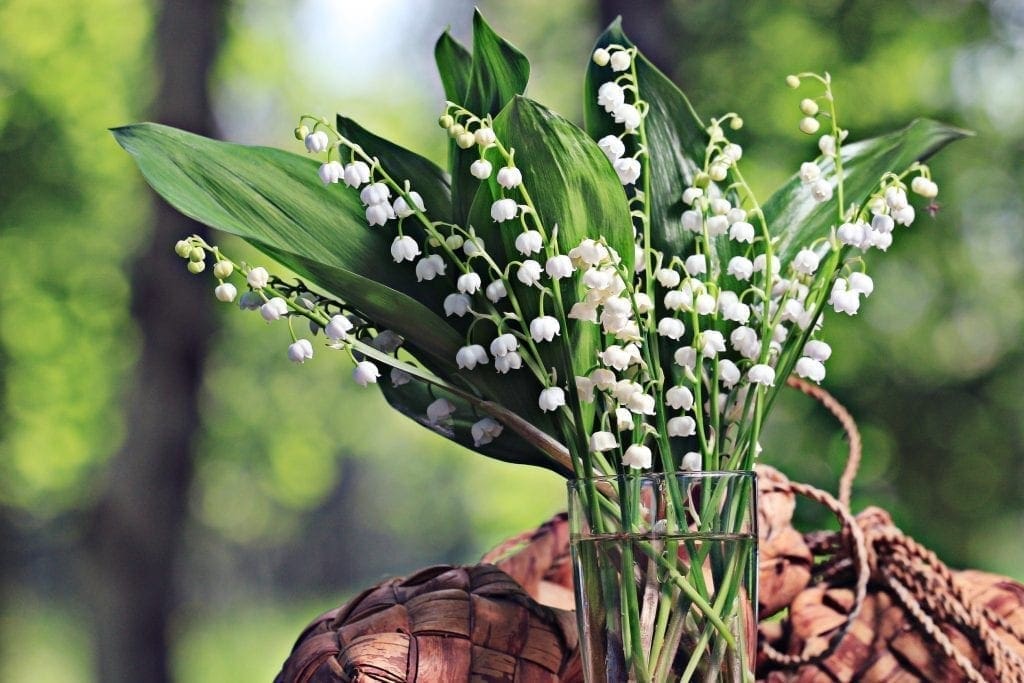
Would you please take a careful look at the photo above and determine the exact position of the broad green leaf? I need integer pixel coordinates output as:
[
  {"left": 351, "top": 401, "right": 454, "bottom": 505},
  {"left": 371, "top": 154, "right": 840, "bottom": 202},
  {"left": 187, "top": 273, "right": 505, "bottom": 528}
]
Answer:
[
  {"left": 584, "top": 19, "right": 709, "bottom": 262},
  {"left": 763, "top": 118, "right": 971, "bottom": 262},
  {"left": 336, "top": 115, "right": 452, "bottom": 225},
  {"left": 467, "top": 96, "right": 634, "bottom": 426},
  {"left": 113, "top": 123, "right": 464, "bottom": 373},
  {"left": 434, "top": 29, "right": 472, "bottom": 107},
  {"left": 378, "top": 378, "right": 572, "bottom": 476},
  {"left": 449, "top": 10, "right": 531, "bottom": 227}
]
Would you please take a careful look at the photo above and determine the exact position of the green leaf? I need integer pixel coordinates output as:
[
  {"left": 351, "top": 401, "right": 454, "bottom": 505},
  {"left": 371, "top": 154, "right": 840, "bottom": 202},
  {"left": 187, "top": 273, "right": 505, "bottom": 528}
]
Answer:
[
  {"left": 378, "top": 378, "right": 572, "bottom": 476},
  {"left": 112, "top": 122, "right": 464, "bottom": 373},
  {"left": 468, "top": 96, "right": 634, "bottom": 415},
  {"left": 336, "top": 115, "right": 452, "bottom": 225},
  {"left": 584, "top": 19, "right": 710, "bottom": 261},
  {"left": 434, "top": 29, "right": 472, "bottom": 106},
  {"left": 449, "top": 10, "right": 531, "bottom": 227},
  {"left": 763, "top": 118, "right": 971, "bottom": 262}
]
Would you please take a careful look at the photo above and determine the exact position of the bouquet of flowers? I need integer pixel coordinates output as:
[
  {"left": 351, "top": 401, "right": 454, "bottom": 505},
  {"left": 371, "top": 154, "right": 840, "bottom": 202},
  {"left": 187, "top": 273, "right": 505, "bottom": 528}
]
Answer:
[{"left": 115, "top": 11, "right": 963, "bottom": 682}]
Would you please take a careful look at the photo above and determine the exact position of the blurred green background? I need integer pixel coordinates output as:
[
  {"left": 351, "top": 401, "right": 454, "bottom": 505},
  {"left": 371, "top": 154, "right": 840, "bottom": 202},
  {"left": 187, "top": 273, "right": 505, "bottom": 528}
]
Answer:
[{"left": 1, "top": 0, "right": 1022, "bottom": 680}]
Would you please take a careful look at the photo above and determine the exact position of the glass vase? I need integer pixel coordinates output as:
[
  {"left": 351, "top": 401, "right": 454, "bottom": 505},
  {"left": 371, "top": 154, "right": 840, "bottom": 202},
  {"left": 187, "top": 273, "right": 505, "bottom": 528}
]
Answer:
[{"left": 568, "top": 471, "right": 757, "bottom": 683}]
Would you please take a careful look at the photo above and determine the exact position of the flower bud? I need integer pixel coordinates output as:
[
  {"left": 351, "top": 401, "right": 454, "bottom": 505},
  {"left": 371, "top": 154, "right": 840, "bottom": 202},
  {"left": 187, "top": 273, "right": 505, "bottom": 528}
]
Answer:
[
  {"left": 294, "top": 124, "right": 309, "bottom": 140},
  {"left": 709, "top": 163, "right": 729, "bottom": 182},
  {"left": 214, "top": 282, "right": 237, "bottom": 303},
  {"left": 592, "top": 48, "right": 610, "bottom": 66},
  {"left": 438, "top": 114, "right": 454, "bottom": 129},
  {"left": 174, "top": 240, "right": 192, "bottom": 258},
  {"left": 810, "top": 178, "right": 833, "bottom": 203},
  {"left": 748, "top": 363, "right": 776, "bottom": 386},
  {"left": 799, "top": 117, "right": 820, "bottom": 135},
  {"left": 187, "top": 247, "right": 205, "bottom": 263},
  {"left": 212, "top": 260, "right": 233, "bottom": 279},
  {"left": 800, "top": 98, "right": 819, "bottom": 116},
  {"left": 610, "top": 50, "right": 631, "bottom": 72},
  {"left": 786, "top": 75, "right": 800, "bottom": 88},
  {"left": 456, "top": 131, "right": 476, "bottom": 149},
  {"left": 187, "top": 260, "right": 205, "bottom": 274},
  {"left": 448, "top": 123, "right": 465, "bottom": 137},
  {"left": 246, "top": 266, "right": 270, "bottom": 289}
]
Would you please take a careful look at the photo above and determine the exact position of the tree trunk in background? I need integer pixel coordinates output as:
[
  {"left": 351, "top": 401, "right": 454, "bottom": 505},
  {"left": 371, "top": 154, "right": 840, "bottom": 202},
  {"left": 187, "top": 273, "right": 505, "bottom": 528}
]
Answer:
[{"left": 86, "top": 1, "right": 224, "bottom": 681}]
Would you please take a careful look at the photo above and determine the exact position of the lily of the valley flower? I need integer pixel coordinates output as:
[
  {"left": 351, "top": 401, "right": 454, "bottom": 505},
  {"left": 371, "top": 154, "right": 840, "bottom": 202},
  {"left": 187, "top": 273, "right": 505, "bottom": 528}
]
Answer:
[
  {"left": 318, "top": 160, "right": 343, "bottom": 185},
  {"left": 622, "top": 444, "right": 651, "bottom": 469},
  {"left": 325, "top": 314, "right": 353, "bottom": 341},
  {"left": 215, "top": 283, "right": 237, "bottom": 303},
  {"left": 247, "top": 266, "right": 270, "bottom": 289},
  {"left": 538, "top": 386, "right": 566, "bottom": 412},
  {"left": 343, "top": 161, "right": 370, "bottom": 187},
  {"left": 304, "top": 130, "right": 329, "bottom": 153},
  {"left": 494, "top": 351, "right": 523, "bottom": 374},
  {"left": 795, "top": 357, "right": 826, "bottom": 383},
  {"left": 443, "top": 293, "right": 472, "bottom": 317},
  {"left": 590, "top": 431, "right": 617, "bottom": 452},
  {"left": 288, "top": 338, "right": 314, "bottom": 364},
  {"left": 490, "top": 198, "right": 518, "bottom": 222},
  {"left": 352, "top": 360, "right": 380, "bottom": 387},
  {"left": 545, "top": 255, "right": 574, "bottom": 279},
  {"left": 517, "top": 259, "right": 543, "bottom": 287},
  {"left": 748, "top": 364, "right": 776, "bottom": 386},
  {"left": 457, "top": 272, "right": 482, "bottom": 295},
  {"left": 426, "top": 398, "right": 457, "bottom": 425},
  {"left": 456, "top": 344, "right": 489, "bottom": 369},
  {"left": 471, "top": 417, "right": 503, "bottom": 446},
  {"left": 393, "top": 191, "right": 425, "bottom": 218},
  {"left": 470, "top": 159, "right": 493, "bottom": 179},
  {"left": 415, "top": 254, "right": 446, "bottom": 281},
  {"left": 598, "top": 135, "right": 624, "bottom": 161},
  {"left": 485, "top": 279, "right": 507, "bottom": 303},
  {"left": 496, "top": 166, "right": 523, "bottom": 189},
  {"left": 260, "top": 297, "right": 289, "bottom": 322},
  {"left": 530, "top": 315, "right": 561, "bottom": 342},
  {"left": 667, "top": 416, "right": 697, "bottom": 438},
  {"left": 680, "top": 451, "right": 702, "bottom": 471},
  {"left": 390, "top": 235, "right": 421, "bottom": 263},
  {"left": 489, "top": 333, "right": 518, "bottom": 357}
]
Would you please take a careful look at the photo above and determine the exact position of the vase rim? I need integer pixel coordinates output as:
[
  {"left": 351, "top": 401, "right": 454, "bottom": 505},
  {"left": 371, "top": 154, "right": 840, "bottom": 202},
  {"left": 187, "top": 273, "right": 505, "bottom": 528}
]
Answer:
[{"left": 567, "top": 469, "right": 755, "bottom": 489}]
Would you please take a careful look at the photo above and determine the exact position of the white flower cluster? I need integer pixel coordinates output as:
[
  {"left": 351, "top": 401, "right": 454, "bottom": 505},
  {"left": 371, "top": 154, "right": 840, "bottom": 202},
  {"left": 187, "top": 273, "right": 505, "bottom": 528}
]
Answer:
[{"left": 592, "top": 46, "right": 644, "bottom": 187}]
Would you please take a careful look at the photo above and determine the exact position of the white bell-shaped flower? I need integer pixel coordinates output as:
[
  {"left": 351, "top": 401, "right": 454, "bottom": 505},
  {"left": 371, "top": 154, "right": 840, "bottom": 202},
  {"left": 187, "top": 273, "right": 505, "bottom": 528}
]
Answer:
[
  {"left": 795, "top": 357, "right": 826, "bottom": 383},
  {"left": 682, "top": 187, "right": 703, "bottom": 205},
  {"left": 496, "top": 166, "right": 523, "bottom": 189},
  {"left": 681, "top": 210, "right": 703, "bottom": 233},
  {"left": 848, "top": 272, "right": 874, "bottom": 296},
  {"left": 443, "top": 293, "right": 472, "bottom": 317},
  {"left": 699, "top": 330, "right": 726, "bottom": 357},
  {"left": 414, "top": 254, "right": 446, "bottom": 282},
  {"left": 485, "top": 279, "right": 507, "bottom": 303},
  {"left": 674, "top": 346, "right": 697, "bottom": 369},
  {"left": 247, "top": 266, "right": 270, "bottom": 289},
  {"left": 352, "top": 360, "right": 380, "bottom": 387},
  {"left": 599, "top": 345, "right": 632, "bottom": 371},
  {"left": 829, "top": 280, "right": 860, "bottom": 315},
  {"left": 489, "top": 333, "right": 518, "bottom": 357},
  {"left": 545, "top": 255, "right": 574, "bottom": 280},
  {"left": 426, "top": 398, "right": 457, "bottom": 425},
  {"left": 885, "top": 186, "right": 909, "bottom": 210},
  {"left": 517, "top": 260, "right": 543, "bottom": 287},
  {"left": 475, "top": 127, "right": 497, "bottom": 146},
  {"left": 665, "top": 385, "right": 694, "bottom": 411},
  {"left": 627, "top": 392, "right": 656, "bottom": 415},
  {"left": 343, "top": 161, "right": 370, "bottom": 188},
  {"left": 318, "top": 160, "right": 343, "bottom": 185},
  {"left": 695, "top": 293, "right": 717, "bottom": 315},
  {"left": 456, "top": 344, "right": 488, "bottom": 370},
  {"left": 747, "top": 363, "right": 776, "bottom": 386},
  {"left": 325, "top": 315, "right": 354, "bottom": 341},
  {"left": 530, "top": 315, "right": 561, "bottom": 342},
  {"left": 568, "top": 301, "right": 598, "bottom": 323},
  {"left": 590, "top": 431, "right": 617, "bottom": 452},
  {"left": 837, "top": 222, "right": 867, "bottom": 248},
  {"left": 613, "top": 157, "right": 641, "bottom": 185},
  {"left": 810, "top": 178, "right": 833, "bottom": 203},
  {"left": 657, "top": 317, "right": 686, "bottom": 340},
  {"left": 680, "top": 451, "right": 702, "bottom": 471},
  {"left": 287, "top": 338, "right": 314, "bottom": 364},
  {"left": 569, "top": 239, "right": 609, "bottom": 267},
  {"left": 667, "top": 416, "right": 697, "bottom": 438},
  {"left": 490, "top": 198, "right": 518, "bottom": 222},
  {"left": 664, "top": 289, "right": 691, "bottom": 311},
  {"left": 590, "top": 368, "right": 616, "bottom": 390},
  {"left": 538, "top": 386, "right": 566, "bottom": 412},
  {"left": 655, "top": 268, "right": 681, "bottom": 288},
  {"left": 304, "top": 130, "right": 329, "bottom": 153},
  {"left": 731, "top": 326, "right": 760, "bottom": 359},
  {"left": 803, "top": 339, "right": 832, "bottom": 361},
  {"left": 393, "top": 191, "right": 425, "bottom": 218},
  {"left": 575, "top": 376, "right": 595, "bottom": 403},
  {"left": 457, "top": 272, "right": 482, "bottom": 294},
  {"left": 799, "top": 162, "right": 821, "bottom": 184},
  {"left": 214, "top": 283, "right": 237, "bottom": 303},
  {"left": 260, "top": 297, "right": 289, "bottom": 322},
  {"left": 365, "top": 203, "right": 391, "bottom": 227},
  {"left": 728, "top": 221, "right": 755, "bottom": 243},
  {"left": 613, "top": 103, "right": 641, "bottom": 131},
  {"left": 597, "top": 82, "right": 625, "bottom": 112},
  {"left": 470, "top": 159, "right": 493, "bottom": 179},
  {"left": 719, "top": 359, "right": 741, "bottom": 388},
  {"left": 727, "top": 256, "right": 754, "bottom": 281},
  {"left": 360, "top": 182, "right": 391, "bottom": 206},
  {"left": 597, "top": 135, "right": 625, "bottom": 162},
  {"left": 614, "top": 408, "right": 634, "bottom": 431},
  {"left": 706, "top": 215, "right": 729, "bottom": 237},
  {"left": 892, "top": 205, "right": 915, "bottom": 226},
  {"left": 818, "top": 134, "right": 836, "bottom": 157},
  {"left": 514, "top": 230, "right": 543, "bottom": 256},
  {"left": 610, "top": 50, "right": 631, "bottom": 72},
  {"left": 494, "top": 351, "right": 522, "bottom": 374},
  {"left": 622, "top": 444, "right": 651, "bottom": 470},
  {"left": 390, "top": 235, "right": 421, "bottom": 263},
  {"left": 633, "top": 293, "right": 653, "bottom": 314},
  {"left": 684, "top": 254, "right": 707, "bottom": 276},
  {"left": 792, "top": 248, "right": 821, "bottom": 275},
  {"left": 471, "top": 418, "right": 503, "bottom": 446}
]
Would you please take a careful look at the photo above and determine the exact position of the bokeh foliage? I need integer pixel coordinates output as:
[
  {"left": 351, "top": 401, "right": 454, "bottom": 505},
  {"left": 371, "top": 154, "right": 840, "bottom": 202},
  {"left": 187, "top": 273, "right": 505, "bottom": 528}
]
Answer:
[{"left": 1, "top": 0, "right": 1022, "bottom": 681}]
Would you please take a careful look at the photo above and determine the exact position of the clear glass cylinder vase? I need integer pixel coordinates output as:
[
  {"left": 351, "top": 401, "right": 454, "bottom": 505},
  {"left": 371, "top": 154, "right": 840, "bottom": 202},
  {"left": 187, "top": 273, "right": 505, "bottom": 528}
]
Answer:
[{"left": 568, "top": 471, "right": 757, "bottom": 683}]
